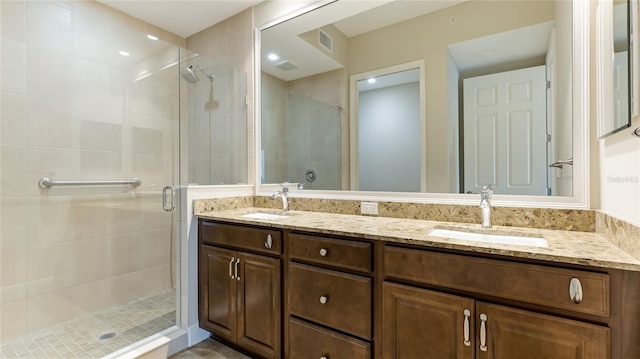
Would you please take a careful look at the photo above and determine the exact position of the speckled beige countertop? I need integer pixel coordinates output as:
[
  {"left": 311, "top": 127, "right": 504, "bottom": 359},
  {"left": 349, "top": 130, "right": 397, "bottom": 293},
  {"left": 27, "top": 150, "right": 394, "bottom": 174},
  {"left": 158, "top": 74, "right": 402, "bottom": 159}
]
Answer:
[{"left": 196, "top": 207, "right": 640, "bottom": 272}]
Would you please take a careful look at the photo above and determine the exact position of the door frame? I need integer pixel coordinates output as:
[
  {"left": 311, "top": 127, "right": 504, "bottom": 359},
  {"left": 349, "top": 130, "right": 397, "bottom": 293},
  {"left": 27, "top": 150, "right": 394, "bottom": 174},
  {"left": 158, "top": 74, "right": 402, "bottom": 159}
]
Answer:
[{"left": 349, "top": 60, "right": 427, "bottom": 192}]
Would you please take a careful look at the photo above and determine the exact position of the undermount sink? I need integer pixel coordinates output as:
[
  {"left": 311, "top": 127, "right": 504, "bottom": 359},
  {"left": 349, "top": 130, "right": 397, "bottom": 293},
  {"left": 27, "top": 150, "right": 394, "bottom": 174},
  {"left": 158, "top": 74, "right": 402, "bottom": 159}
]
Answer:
[
  {"left": 241, "top": 212, "right": 292, "bottom": 220},
  {"left": 427, "top": 228, "right": 548, "bottom": 248}
]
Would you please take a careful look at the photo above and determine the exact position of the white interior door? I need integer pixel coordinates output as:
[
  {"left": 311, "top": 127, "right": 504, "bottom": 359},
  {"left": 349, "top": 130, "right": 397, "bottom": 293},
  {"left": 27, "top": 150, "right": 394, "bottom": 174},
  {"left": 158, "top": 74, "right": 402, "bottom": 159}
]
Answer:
[{"left": 463, "top": 66, "right": 547, "bottom": 195}]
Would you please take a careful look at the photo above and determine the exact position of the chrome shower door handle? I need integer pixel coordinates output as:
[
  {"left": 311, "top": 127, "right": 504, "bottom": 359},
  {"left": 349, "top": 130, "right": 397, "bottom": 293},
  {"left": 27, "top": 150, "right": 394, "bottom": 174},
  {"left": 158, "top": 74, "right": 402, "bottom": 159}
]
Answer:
[{"left": 162, "top": 186, "right": 175, "bottom": 212}]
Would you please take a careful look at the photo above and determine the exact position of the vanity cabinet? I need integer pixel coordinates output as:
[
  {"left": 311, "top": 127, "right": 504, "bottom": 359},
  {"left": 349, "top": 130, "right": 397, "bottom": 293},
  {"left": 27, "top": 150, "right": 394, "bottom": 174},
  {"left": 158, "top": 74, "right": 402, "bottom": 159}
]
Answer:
[
  {"left": 286, "top": 232, "right": 373, "bottom": 358},
  {"left": 198, "top": 220, "right": 282, "bottom": 359},
  {"left": 382, "top": 245, "right": 611, "bottom": 359}
]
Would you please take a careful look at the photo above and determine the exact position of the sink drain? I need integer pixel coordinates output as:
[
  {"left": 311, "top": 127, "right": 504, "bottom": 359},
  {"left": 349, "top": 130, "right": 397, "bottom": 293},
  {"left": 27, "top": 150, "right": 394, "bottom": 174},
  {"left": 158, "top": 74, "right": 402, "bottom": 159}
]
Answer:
[{"left": 98, "top": 332, "right": 116, "bottom": 341}]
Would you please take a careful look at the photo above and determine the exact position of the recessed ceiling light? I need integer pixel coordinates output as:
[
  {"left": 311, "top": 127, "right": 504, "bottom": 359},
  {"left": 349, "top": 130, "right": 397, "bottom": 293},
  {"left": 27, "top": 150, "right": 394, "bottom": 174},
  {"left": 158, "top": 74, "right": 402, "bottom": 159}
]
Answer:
[
  {"left": 268, "top": 53, "right": 280, "bottom": 61},
  {"left": 147, "top": 34, "right": 159, "bottom": 41},
  {"left": 119, "top": 51, "right": 130, "bottom": 57},
  {"left": 368, "top": 78, "right": 376, "bottom": 84}
]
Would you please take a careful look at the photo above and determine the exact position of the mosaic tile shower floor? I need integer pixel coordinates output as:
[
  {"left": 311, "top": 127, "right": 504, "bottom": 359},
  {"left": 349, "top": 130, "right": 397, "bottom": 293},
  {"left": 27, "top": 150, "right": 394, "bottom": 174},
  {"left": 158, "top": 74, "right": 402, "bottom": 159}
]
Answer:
[{"left": 0, "top": 290, "right": 176, "bottom": 359}]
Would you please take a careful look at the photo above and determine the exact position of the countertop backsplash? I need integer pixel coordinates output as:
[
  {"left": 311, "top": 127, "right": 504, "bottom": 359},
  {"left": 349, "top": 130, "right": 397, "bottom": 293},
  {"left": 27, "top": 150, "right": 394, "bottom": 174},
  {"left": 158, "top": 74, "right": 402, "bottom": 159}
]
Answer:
[{"left": 193, "top": 195, "right": 639, "bottom": 260}]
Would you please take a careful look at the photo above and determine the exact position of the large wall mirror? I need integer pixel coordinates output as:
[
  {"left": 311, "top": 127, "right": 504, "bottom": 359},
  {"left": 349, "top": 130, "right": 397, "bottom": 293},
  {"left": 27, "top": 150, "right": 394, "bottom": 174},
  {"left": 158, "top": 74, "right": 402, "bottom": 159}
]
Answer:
[
  {"left": 258, "top": 0, "right": 589, "bottom": 206},
  {"left": 597, "top": 0, "right": 636, "bottom": 138}
]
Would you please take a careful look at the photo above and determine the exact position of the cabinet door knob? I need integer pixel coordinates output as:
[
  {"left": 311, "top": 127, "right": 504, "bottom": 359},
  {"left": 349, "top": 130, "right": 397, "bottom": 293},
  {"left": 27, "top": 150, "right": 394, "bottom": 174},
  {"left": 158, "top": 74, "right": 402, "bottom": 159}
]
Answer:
[
  {"left": 320, "top": 356, "right": 329, "bottom": 359},
  {"left": 319, "top": 248, "right": 328, "bottom": 257},
  {"left": 229, "top": 257, "right": 235, "bottom": 279},
  {"left": 569, "top": 277, "right": 583, "bottom": 304},
  {"left": 479, "top": 313, "right": 488, "bottom": 352},
  {"left": 463, "top": 309, "right": 471, "bottom": 346},
  {"left": 235, "top": 258, "right": 240, "bottom": 281},
  {"left": 319, "top": 295, "right": 328, "bottom": 304},
  {"left": 265, "top": 234, "right": 273, "bottom": 249}
]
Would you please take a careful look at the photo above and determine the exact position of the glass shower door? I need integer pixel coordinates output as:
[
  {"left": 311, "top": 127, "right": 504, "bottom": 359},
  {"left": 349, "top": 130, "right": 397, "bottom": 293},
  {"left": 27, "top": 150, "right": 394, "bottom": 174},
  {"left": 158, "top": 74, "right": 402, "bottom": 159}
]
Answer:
[{"left": 0, "top": 1, "right": 182, "bottom": 357}]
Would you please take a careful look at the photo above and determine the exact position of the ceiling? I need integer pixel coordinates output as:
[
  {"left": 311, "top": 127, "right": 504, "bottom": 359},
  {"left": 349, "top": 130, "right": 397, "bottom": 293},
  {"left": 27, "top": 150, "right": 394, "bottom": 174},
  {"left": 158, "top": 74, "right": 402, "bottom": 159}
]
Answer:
[{"left": 96, "top": 0, "right": 265, "bottom": 38}]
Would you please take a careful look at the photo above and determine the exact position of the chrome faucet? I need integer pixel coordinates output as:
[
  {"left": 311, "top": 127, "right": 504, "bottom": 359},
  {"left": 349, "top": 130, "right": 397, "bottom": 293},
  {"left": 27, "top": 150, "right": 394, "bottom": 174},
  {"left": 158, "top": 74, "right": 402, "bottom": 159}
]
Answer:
[
  {"left": 271, "top": 185, "right": 289, "bottom": 211},
  {"left": 480, "top": 185, "right": 492, "bottom": 228}
]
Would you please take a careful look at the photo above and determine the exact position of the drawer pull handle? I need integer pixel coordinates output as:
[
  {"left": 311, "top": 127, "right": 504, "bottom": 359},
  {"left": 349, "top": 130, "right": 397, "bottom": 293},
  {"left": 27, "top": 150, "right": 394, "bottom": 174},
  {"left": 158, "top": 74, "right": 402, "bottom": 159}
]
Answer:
[
  {"left": 319, "top": 295, "right": 328, "bottom": 304},
  {"left": 265, "top": 234, "right": 273, "bottom": 249},
  {"left": 229, "top": 257, "right": 235, "bottom": 279},
  {"left": 235, "top": 258, "right": 240, "bottom": 281},
  {"left": 320, "top": 248, "right": 328, "bottom": 257},
  {"left": 463, "top": 309, "right": 471, "bottom": 346},
  {"left": 320, "top": 356, "right": 329, "bottom": 359},
  {"left": 569, "top": 277, "right": 583, "bottom": 304},
  {"left": 480, "top": 313, "right": 488, "bottom": 352}
]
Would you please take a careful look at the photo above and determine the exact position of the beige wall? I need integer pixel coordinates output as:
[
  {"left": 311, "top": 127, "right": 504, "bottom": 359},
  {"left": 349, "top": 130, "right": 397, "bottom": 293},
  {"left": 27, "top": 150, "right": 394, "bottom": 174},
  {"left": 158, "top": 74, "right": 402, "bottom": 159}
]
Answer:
[
  {"left": 348, "top": 0, "right": 555, "bottom": 192},
  {"left": 0, "top": 0, "right": 182, "bottom": 341}
]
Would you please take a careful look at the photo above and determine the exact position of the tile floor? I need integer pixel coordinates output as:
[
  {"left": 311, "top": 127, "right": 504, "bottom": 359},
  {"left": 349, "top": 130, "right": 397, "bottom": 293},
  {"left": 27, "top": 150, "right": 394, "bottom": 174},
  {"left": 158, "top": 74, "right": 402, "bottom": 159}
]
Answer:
[
  {"left": 0, "top": 290, "right": 176, "bottom": 359},
  {"left": 170, "top": 339, "right": 250, "bottom": 359}
]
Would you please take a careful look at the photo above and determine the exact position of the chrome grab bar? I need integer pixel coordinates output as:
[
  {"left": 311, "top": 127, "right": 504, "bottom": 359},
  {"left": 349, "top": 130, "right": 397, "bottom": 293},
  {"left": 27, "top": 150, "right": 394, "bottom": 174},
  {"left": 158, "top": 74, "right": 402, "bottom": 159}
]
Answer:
[
  {"left": 38, "top": 177, "right": 141, "bottom": 189},
  {"left": 548, "top": 158, "right": 573, "bottom": 169}
]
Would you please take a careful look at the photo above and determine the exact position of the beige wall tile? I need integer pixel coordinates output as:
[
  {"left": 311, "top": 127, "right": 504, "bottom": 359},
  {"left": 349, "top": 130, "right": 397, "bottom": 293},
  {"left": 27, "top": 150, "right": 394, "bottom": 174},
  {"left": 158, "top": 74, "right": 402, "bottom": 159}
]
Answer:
[
  {"left": 26, "top": 1, "right": 72, "bottom": 53},
  {"left": 27, "top": 147, "right": 81, "bottom": 182},
  {"left": 111, "top": 232, "right": 143, "bottom": 276},
  {"left": 185, "top": 28, "right": 212, "bottom": 60},
  {"left": 0, "top": 283, "right": 26, "bottom": 305},
  {"left": 72, "top": 196, "right": 111, "bottom": 240},
  {"left": 142, "top": 265, "right": 172, "bottom": 296},
  {"left": 27, "top": 96, "right": 73, "bottom": 148},
  {"left": 110, "top": 196, "right": 143, "bottom": 235},
  {"left": 142, "top": 228, "right": 171, "bottom": 269},
  {"left": 1, "top": 91, "right": 27, "bottom": 145},
  {"left": 27, "top": 242, "right": 73, "bottom": 297},
  {"left": 1, "top": 145, "right": 27, "bottom": 172},
  {"left": 1, "top": 0, "right": 26, "bottom": 43},
  {"left": 0, "top": 299, "right": 27, "bottom": 341},
  {"left": 0, "top": 198, "right": 27, "bottom": 250},
  {"left": 26, "top": 289, "right": 72, "bottom": 332},
  {"left": 111, "top": 271, "right": 144, "bottom": 306},
  {"left": 26, "top": 46, "right": 73, "bottom": 102},
  {"left": 26, "top": 196, "right": 74, "bottom": 246},
  {"left": 72, "top": 237, "right": 110, "bottom": 286},
  {"left": 1, "top": 39, "right": 27, "bottom": 94},
  {"left": 70, "top": 279, "right": 111, "bottom": 318},
  {"left": 1, "top": 248, "right": 27, "bottom": 289}
]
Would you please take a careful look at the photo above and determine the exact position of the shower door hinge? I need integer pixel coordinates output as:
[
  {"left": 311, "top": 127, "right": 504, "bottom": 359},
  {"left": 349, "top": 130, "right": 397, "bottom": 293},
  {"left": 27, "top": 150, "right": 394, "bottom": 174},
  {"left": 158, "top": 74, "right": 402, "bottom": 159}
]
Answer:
[
  {"left": 546, "top": 187, "right": 552, "bottom": 196},
  {"left": 546, "top": 80, "right": 551, "bottom": 89},
  {"left": 547, "top": 134, "right": 552, "bottom": 142}
]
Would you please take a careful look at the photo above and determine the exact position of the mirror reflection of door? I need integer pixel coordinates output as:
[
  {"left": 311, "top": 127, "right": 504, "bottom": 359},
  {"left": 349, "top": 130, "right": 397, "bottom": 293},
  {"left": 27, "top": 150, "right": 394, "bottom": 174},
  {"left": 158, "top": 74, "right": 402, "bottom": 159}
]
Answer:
[
  {"left": 463, "top": 66, "right": 548, "bottom": 196},
  {"left": 351, "top": 65, "right": 426, "bottom": 192}
]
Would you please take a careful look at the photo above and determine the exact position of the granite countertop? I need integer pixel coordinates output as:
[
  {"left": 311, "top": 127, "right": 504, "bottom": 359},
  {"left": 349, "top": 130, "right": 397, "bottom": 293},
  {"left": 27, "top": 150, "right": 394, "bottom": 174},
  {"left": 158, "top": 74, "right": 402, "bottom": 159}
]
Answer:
[{"left": 196, "top": 207, "right": 640, "bottom": 272}]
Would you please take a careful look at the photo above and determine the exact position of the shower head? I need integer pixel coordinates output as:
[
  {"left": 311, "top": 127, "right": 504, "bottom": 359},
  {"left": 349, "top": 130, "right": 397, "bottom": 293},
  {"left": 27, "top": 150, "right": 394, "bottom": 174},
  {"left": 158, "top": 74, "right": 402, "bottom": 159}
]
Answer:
[
  {"left": 180, "top": 66, "right": 199, "bottom": 83},
  {"left": 180, "top": 65, "right": 214, "bottom": 83}
]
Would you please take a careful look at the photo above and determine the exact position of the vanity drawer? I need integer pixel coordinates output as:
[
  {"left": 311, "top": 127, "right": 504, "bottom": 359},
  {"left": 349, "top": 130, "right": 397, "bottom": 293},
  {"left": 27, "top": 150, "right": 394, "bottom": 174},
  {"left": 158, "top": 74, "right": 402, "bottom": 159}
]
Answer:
[
  {"left": 198, "top": 220, "right": 282, "bottom": 255},
  {"left": 384, "top": 246, "right": 610, "bottom": 317},
  {"left": 288, "top": 232, "right": 372, "bottom": 273},
  {"left": 289, "top": 318, "right": 371, "bottom": 359},
  {"left": 289, "top": 262, "right": 372, "bottom": 339}
]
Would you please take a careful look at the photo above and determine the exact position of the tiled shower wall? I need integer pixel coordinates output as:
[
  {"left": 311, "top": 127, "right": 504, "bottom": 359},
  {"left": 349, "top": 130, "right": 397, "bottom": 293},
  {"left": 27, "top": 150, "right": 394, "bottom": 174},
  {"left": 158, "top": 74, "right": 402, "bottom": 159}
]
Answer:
[
  {"left": 0, "top": 1, "right": 181, "bottom": 341},
  {"left": 261, "top": 69, "right": 346, "bottom": 189},
  {"left": 186, "top": 9, "right": 254, "bottom": 187}
]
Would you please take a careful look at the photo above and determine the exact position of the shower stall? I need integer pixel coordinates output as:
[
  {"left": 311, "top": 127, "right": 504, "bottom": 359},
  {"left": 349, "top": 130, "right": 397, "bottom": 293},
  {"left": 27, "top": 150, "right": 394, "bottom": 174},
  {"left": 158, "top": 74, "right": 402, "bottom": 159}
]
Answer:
[
  {"left": 262, "top": 89, "right": 341, "bottom": 189},
  {"left": 0, "top": 1, "right": 247, "bottom": 358}
]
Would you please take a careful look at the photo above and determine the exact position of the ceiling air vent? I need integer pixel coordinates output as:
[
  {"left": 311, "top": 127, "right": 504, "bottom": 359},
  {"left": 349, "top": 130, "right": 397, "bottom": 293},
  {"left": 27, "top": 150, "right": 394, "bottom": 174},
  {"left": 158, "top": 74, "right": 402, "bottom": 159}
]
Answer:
[
  {"left": 318, "top": 29, "right": 333, "bottom": 53},
  {"left": 275, "top": 61, "right": 298, "bottom": 71}
]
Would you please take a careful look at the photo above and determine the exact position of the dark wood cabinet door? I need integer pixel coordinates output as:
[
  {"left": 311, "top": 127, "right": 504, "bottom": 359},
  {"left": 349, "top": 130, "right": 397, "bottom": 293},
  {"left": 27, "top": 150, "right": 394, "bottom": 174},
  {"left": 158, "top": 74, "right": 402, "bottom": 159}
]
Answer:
[
  {"left": 382, "top": 282, "right": 475, "bottom": 359},
  {"left": 237, "top": 251, "right": 281, "bottom": 359},
  {"left": 199, "top": 245, "right": 237, "bottom": 343},
  {"left": 476, "top": 302, "right": 610, "bottom": 359}
]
